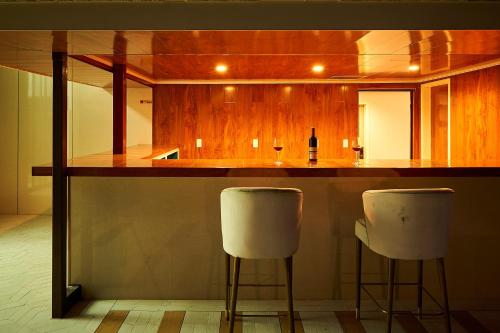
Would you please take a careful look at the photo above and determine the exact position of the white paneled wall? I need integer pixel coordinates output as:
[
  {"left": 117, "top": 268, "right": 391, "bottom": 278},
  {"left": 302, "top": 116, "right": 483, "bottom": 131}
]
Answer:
[
  {"left": 0, "top": 67, "right": 19, "bottom": 214},
  {"left": 17, "top": 71, "right": 53, "bottom": 215},
  {"left": 72, "top": 84, "right": 113, "bottom": 158},
  {"left": 0, "top": 66, "right": 152, "bottom": 215}
]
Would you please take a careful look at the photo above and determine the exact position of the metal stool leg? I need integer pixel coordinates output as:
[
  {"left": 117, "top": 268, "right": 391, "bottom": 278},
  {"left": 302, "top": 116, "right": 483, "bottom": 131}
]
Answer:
[
  {"left": 417, "top": 260, "right": 423, "bottom": 319},
  {"left": 229, "top": 257, "right": 241, "bottom": 333},
  {"left": 438, "top": 258, "right": 452, "bottom": 333},
  {"left": 387, "top": 259, "right": 396, "bottom": 333},
  {"left": 284, "top": 256, "right": 295, "bottom": 333},
  {"left": 355, "top": 238, "right": 362, "bottom": 320},
  {"left": 225, "top": 253, "right": 231, "bottom": 320}
]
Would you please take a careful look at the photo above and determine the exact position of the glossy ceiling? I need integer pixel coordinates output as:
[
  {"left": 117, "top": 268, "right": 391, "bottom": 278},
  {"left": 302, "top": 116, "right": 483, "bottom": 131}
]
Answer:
[{"left": 0, "top": 30, "right": 499, "bottom": 86}]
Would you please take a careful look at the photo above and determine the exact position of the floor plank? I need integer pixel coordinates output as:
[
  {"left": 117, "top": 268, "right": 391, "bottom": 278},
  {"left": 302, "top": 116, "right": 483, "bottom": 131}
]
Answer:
[
  {"left": 451, "top": 311, "right": 491, "bottom": 333},
  {"left": 157, "top": 311, "right": 185, "bottom": 333},
  {"left": 299, "top": 311, "right": 342, "bottom": 333},
  {"left": 334, "top": 311, "right": 366, "bottom": 333},
  {"left": 394, "top": 312, "right": 428, "bottom": 333},
  {"left": 118, "top": 310, "right": 164, "bottom": 333},
  {"left": 242, "top": 312, "right": 281, "bottom": 333},
  {"left": 180, "top": 311, "right": 220, "bottom": 333},
  {"left": 469, "top": 311, "right": 500, "bottom": 333},
  {"left": 359, "top": 311, "right": 406, "bottom": 333},
  {"left": 278, "top": 311, "right": 304, "bottom": 333},
  {"left": 95, "top": 310, "right": 129, "bottom": 333},
  {"left": 220, "top": 311, "right": 243, "bottom": 333}
]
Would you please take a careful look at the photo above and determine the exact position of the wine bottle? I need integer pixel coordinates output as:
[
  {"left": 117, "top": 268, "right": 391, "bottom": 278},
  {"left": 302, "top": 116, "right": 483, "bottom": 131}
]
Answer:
[{"left": 309, "top": 128, "right": 318, "bottom": 162}]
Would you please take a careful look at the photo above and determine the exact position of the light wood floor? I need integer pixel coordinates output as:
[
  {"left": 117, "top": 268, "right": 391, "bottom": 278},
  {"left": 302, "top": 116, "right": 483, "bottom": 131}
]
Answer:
[{"left": 1, "top": 215, "right": 499, "bottom": 333}]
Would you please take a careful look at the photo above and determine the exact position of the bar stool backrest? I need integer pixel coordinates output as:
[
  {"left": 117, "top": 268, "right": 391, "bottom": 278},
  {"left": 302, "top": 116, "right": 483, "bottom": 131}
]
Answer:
[
  {"left": 221, "top": 187, "right": 303, "bottom": 259},
  {"left": 362, "top": 188, "right": 454, "bottom": 260}
]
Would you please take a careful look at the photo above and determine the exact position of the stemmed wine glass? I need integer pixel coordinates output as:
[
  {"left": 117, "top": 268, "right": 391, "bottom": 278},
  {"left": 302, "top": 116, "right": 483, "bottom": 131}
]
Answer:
[
  {"left": 352, "top": 138, "right": 363, "bottom": 166},
  {"left": 273, "top": 138, "right": 283, "bottom": 165}
]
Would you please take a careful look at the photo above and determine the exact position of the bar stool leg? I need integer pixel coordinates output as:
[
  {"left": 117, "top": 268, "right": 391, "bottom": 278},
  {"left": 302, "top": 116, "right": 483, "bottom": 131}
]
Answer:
[
  {"left": 284, "top": 256, "right": 295, "bottom": 333},
  {"left": 229, "top": 257, "right": 241, "bottom": 333},
  {"left": 387, "top": 259, "right": 396, "bottom": 333},
  {"left": 355, "top": 238, "right": 362, "bottom": 320},
  {"left": 225, "top": 253, "right": 231, "bottom": 320},
  {"left": 438, "top": 258, "right": 452, "bottom": 333},
  {"left": 417, "top": 260, "right": 423, "bottom": 319}
]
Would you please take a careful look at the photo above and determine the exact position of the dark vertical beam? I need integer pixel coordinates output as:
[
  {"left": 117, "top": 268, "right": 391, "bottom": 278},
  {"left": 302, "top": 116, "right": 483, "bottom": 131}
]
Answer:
[
  {"left": 52, "top": 51, "right": 68, "bottom": 318},
  {"left": 52, "top": 52, "right": 81, "bottom": 318},
  {"left": 113, "top": 63, "right": 127, "bottom": 154}
]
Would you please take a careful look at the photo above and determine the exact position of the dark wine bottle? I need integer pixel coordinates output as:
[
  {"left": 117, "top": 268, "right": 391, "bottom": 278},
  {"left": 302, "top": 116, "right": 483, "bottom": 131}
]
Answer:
[{"left": 309, "top": 128, "right": 318, "bottom": 162}]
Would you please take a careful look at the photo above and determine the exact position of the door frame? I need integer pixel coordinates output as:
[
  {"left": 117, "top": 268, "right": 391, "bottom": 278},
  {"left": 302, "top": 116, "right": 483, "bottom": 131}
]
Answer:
[
  {"left": 420, "top": 78, "right": 451, "bottom": 161},
  {"left": 358, "top": 88, "right": 416, "bottom": 159}
]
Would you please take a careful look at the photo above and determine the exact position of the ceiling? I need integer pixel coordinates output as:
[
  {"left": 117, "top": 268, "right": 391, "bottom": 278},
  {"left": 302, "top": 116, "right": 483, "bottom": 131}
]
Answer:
[{"left": 0, "top": 30, "right": 499, "bottom": 86}]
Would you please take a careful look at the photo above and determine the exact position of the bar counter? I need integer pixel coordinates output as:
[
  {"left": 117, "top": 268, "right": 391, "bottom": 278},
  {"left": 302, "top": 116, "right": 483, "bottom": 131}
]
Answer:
[
  {"left": 31, "top": 144, "right": 500, "bottom": 304},
  {"left": 32, "top": 144, "right": 500, "bottom": 177}
]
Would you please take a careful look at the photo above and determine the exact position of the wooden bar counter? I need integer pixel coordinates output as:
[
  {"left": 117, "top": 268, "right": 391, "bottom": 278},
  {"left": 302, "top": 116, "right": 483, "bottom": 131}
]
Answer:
[
  {"left": 32, "top": 144, "right": 500, "bottom": 177},
  {"left": 32, "top": 144, "right": 500, "bottom": 304}
]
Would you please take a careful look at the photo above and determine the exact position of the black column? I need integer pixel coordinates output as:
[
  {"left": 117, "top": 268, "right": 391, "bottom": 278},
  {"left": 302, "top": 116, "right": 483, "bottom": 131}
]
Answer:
[{"left": 52, "top": 52, "right": 81, "bottom": 318}]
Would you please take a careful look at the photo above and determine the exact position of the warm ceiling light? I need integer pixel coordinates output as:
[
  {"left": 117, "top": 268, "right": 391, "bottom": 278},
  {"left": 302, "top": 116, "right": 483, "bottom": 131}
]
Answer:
[
  {"left": 408, "top": 64, "right": 420, "bottom": 71},
  {"left": 312, "top": 65, "right": 325, "bottom": 73},
  {"left": 224, "top": 86, "right": 235, "bottom": 92},
  {"left": 215, "top": 64, "right": 228, "bottom": 73}
]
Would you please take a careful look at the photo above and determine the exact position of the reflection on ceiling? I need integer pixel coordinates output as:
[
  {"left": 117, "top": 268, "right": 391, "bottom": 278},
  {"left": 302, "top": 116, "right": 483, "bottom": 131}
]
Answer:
[{"left": 0, "top": 30, "right": 498, "bottom": 86}]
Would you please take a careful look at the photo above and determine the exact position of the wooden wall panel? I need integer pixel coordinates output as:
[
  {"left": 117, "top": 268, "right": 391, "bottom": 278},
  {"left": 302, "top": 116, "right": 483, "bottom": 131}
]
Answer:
[
  {"left": 430, "top": 84, "right": 449, "bottom": 160},
  {"left": 450, "top": 65, "right": 500, "bottom": 162},
  {"left": 153, "top": 84, "right": 358, "bottom": 159}
]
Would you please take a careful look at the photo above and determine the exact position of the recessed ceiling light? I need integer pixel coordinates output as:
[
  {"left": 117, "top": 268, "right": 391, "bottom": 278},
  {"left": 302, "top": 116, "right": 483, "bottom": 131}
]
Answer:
[
  {"left": 215, "top": 64, "right": 228, "bottom": 73},
  {"left": 408, "top": 64, "right": 420, "bottom": 71},
  {"left": 312, "top": 65, "right": 325, "bottom": 73}
]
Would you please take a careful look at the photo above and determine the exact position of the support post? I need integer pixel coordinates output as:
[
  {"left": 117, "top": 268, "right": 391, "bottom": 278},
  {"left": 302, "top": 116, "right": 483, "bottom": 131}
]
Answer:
[
  {"left": 113, "top": 63, "right": 127, "bottom": 154},
  {"left": 52, "top": 52, "right": 81, "bottom": 318}
]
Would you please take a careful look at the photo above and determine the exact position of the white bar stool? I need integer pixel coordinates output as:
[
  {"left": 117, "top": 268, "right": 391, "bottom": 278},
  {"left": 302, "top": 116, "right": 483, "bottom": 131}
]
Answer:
[
  {"left": 355, "top": 188, "right": 454, "bottom": 333},
  {"left": 221, "top": 187, "right": 303, "bottom": 333}
]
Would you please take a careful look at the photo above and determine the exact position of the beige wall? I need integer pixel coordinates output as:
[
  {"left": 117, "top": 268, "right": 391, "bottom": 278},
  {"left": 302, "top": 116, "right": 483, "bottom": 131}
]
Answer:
[
  {"left": 70, "top": 176, "right": 500, "bottom": 308},
  {"left": 0, "top": 67, "right": 19, "bottom": 214},
  {"left": 127, "top": 88, "right": 152, "bottom": 147},
  {"left": 17, "top": 71, "right": 53, "bottom": 215},
  {"left": 0, "top": 67, "right": 152, "bottom": 215}
]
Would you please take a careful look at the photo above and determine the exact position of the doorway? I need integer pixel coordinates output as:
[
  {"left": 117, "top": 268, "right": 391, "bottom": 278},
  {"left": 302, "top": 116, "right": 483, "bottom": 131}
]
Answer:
[{"left": 359, "top": 91, "right": 412, "bottom": 160}]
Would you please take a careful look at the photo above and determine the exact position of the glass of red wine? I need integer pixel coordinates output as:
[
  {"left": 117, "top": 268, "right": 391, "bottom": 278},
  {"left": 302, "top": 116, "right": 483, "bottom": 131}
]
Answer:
[
  {"left": 273, "top": 138, "right": 283, "bottom": 165},
  {"left": 352, "top": 138, "right": 363, "bottom": 166}
]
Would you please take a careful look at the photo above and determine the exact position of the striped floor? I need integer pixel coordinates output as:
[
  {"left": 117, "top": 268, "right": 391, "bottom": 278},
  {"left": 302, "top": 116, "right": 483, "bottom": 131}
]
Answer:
[
  {"left": 65, "top": 305, "right": 497, "bottom": 333},
  {"left": 1, "top": 215, "right": 499, "bottom": 333}
]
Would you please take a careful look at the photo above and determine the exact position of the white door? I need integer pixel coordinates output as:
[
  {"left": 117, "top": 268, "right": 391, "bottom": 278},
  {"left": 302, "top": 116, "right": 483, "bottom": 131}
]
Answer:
[{"left": 359, "top": 91, "right": 411, "bottom": 160}]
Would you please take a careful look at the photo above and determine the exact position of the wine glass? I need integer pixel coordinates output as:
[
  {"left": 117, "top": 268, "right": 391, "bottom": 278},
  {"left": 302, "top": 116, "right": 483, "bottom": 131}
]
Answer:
[
  {"left": 352, "top": 138, "right": 363, "bottom": 166},
  {"left": 273, "top": 138, "right": 283, "bottom": 165}
]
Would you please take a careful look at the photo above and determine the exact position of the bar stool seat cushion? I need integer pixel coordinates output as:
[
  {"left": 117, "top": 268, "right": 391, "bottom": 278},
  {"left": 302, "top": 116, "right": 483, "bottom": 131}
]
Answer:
[
  {"left": 357, "top": 188, "right": 454, "bottom": 260},
  {"left": 221, "top": 187, "right": 303, "bottom": 259}
]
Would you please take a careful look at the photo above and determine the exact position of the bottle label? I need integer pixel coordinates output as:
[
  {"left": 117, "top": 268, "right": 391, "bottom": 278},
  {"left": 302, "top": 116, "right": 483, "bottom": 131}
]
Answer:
[{"left": 309, "top": 147, "right": 318, "bottom": 160}]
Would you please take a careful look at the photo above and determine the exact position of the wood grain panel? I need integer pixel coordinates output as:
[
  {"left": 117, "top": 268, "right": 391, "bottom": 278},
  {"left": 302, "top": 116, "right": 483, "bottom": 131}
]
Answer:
[
  {"left": 450, "top": 65, "right": 500, "bottom": 162},
  {"left": 153, "top": 84, "right": 358, "bottom": 159},
  {"left": 431, "top": 84, "right": 449, "bottom": 160}
]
